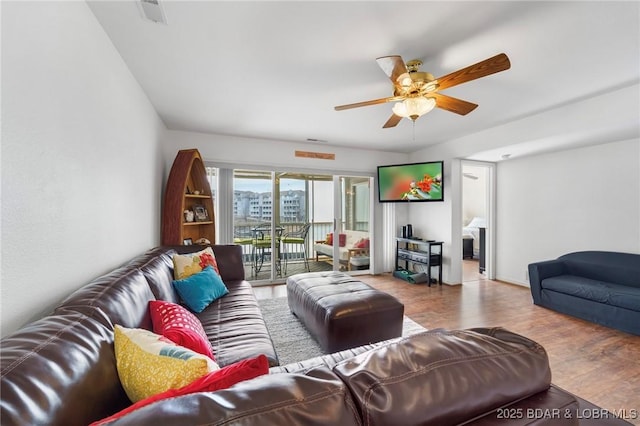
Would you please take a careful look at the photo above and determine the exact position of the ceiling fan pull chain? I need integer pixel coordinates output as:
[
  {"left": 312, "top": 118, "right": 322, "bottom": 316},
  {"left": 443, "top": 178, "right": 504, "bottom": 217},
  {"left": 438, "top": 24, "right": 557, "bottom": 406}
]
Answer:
[{"left": 412, "top": 120, "right": 416, "bottom": 144}]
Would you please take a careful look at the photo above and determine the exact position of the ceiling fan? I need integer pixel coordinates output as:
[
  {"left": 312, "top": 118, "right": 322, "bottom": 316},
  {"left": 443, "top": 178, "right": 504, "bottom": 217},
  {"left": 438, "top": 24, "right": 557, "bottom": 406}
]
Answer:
[
  {"left": 463, "top": 172, "right": 479, "bottom": 180},
  {"left": 334, "top": 53, "right": 511, "bottom": 128}
]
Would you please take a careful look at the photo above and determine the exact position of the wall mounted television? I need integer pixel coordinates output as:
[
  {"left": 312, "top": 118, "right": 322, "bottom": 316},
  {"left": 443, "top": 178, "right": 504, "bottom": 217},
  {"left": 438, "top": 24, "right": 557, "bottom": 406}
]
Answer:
[{"left": 377, "top": 161, "right": 444, "bottom": 202}]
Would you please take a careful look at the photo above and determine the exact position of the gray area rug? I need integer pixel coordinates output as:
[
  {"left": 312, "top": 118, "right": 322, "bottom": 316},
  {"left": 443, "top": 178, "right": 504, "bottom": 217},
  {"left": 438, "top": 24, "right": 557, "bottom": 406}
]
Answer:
[{"left": 258, "top": 297, "right": 426, "bottom": 365}]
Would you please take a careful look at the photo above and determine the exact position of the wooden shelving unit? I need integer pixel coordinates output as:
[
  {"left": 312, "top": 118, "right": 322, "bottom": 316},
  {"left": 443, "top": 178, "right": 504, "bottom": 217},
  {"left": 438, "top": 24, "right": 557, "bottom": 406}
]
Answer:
[{"left": 161, "top": 149, "right": 215, "bottom": 245}]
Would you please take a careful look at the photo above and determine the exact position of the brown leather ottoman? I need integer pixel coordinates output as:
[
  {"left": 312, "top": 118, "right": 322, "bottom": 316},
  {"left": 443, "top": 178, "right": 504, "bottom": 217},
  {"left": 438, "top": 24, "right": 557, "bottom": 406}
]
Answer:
[{"left": 286, "top": 271, "right": 404, "bottom": 353}]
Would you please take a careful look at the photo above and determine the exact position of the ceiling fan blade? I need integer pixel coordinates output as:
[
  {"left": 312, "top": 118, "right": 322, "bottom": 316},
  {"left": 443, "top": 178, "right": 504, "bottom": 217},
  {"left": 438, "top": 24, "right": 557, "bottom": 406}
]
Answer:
[
  {"left": 376, "top": 55, "right": 408, "bottom": 84},
  {"left": 435, "top": 53, "right": 511, "bottom": 91},
  {"left": 382, "top": 114, "right": 403, "bottom": 128},
  {"left": 431, "top": 93, "right": 478, "bottom": 115},
  {"left": 334, "top": 96, "right": 404, "bottom": 111}
]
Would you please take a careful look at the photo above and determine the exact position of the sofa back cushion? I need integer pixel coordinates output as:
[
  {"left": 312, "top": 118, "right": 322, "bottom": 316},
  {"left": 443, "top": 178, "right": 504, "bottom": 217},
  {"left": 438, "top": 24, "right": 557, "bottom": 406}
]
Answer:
[
  {"left": 127, "top": 247, "right": 179, "bottom": 303},
  {"left": 55, "top": 267, "right": 155, "bottom": 330},
  {"left": 560, "top": 251, "right": 640, "bottom": 289},
  {"left": 96, "top": 367, "right": 362, "bottom": 425},
  {"left": 0, "top": 310, "right": 129, "bottom": 426},
  {"left": 210, "top": 244, "right": 246, "bottom": 282},
  {"left": 333, "top": 328, "right": 551, "bottom": 426}
]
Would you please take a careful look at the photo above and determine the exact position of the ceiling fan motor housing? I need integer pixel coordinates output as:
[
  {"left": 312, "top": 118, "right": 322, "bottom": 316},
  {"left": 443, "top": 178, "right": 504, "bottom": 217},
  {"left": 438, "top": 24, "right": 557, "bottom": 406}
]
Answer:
[{"left": 395, "top": 59, "right": 438, "bottom": 96}]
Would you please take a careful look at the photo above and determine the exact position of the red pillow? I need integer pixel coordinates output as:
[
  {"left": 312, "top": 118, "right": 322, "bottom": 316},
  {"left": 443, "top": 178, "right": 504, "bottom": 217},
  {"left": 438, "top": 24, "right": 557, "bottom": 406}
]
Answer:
[
  {"left": 326, "top": 233, "right": 347, "bottom": 247},
  {"left": 354, "top": 238, "right": 370, "bottom": 249},
  {"left": 90, "top": 354, "right": 269, "bottom": 426},
  {"left": 148, "top": 300, "right": 214, "bottom": 360}
]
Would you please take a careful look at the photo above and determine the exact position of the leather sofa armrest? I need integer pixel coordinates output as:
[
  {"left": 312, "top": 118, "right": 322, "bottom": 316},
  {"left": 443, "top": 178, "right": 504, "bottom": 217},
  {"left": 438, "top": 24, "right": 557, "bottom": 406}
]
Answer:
[
  {"left": 528, "top": 259, "right": 566, "bottom": 304},
  {"left": 333, "top": 328, "right": 551, "bottom": 426}
]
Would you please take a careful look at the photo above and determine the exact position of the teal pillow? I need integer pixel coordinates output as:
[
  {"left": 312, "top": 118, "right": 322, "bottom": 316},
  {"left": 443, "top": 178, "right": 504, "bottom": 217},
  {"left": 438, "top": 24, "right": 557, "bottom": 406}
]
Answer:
[{"left": 172, "top": 266, "right": 229, "bottom": 313}]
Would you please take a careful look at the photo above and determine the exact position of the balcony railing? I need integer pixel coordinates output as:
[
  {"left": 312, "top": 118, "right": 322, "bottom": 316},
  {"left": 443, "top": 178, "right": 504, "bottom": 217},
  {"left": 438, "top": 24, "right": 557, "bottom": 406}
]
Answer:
[{"left": 233, "top": 220, "right": 368, "bottom": 278}]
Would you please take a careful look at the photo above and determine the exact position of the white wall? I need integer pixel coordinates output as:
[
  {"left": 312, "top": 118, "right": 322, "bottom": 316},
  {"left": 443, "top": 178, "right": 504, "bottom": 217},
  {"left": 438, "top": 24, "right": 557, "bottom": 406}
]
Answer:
[
  {"left": 162, "top": 130, "right": 407, "bottom": 175},
  {"left": 409, "top": 83, "right": 639, "bottom": 284},
  {"left": 406, "top": 161, "right": 456, "bottom": 282},
  {"left": 1, "top": 2, "right": 166, "bottom": 336},
  {"left": 497, "top": 139, "right": 640, "bottom": 285}
]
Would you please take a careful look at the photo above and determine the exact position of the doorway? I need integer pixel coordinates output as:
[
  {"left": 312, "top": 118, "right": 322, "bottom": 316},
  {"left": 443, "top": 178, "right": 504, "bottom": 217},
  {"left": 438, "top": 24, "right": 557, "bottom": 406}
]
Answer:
[{"left": 461, "top": 162, "right": 493, "bottom": 282}]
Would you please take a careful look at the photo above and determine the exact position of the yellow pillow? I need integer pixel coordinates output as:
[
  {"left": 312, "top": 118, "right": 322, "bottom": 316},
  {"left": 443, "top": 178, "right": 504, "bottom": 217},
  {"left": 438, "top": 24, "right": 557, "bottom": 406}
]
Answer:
[
  {"left": 114, "top": 325, "right": 219, "bottom": 403},
  {"left": 172, "top": 247, "right": 220, "bottom": 280}
]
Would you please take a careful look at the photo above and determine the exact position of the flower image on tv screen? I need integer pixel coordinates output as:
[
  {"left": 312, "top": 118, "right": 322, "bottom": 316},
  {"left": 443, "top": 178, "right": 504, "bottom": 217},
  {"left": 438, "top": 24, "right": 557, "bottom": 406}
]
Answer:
[{"left": 377, "top": 161, "right": 444, "bottom": 203}]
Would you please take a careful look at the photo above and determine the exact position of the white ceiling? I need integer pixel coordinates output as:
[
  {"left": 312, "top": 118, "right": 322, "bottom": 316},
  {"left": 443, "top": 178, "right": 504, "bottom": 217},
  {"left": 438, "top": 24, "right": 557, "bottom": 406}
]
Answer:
[{"left": 87, "top": 1, "right": 640, "bottom": 156}]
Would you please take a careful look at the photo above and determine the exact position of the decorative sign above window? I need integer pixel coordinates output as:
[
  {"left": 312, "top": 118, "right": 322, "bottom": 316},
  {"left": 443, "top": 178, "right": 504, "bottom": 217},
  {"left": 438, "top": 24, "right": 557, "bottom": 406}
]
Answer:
[{"left": 295, "top": 150, "right": 335, "bottom": 160}]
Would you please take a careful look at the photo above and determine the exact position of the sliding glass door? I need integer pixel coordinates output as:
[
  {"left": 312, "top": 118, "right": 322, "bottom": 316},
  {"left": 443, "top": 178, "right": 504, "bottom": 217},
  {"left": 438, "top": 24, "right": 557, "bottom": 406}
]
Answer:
[
  {"left": 332, "top": 176, "right": 371, "bottom": 274},
  {"left": 276, "top": 173, "right": 312, "bottom": 279},
  {"left": 232, "top": 170, "right": 279, "bottom": 281},
  {"left": 230, "top": 169, "right": 372, "bottom": 283}
]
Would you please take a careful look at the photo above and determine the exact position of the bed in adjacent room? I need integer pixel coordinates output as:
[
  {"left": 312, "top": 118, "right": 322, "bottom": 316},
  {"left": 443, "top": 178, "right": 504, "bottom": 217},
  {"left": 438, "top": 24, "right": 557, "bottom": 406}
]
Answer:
[{"left": 462, "top": 217, "right": 485, "bottom": 258}]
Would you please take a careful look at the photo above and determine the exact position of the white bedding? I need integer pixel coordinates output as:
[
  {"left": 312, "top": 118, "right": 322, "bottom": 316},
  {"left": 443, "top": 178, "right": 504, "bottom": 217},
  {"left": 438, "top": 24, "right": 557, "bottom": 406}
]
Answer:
[
  {"left": 462, "top": 226, "right": 479, "bottom": 240},
  {"left": 462, "top": 226, "right": 481, "bottom": 255},
  {"left": 463, "top": 217, "right": 486, "bottom": 256}
]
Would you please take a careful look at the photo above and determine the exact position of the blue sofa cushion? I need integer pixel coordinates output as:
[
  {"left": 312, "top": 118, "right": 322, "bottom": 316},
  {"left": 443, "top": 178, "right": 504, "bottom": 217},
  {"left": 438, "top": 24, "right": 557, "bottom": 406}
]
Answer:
[
  {"left": 560, "top": 251, "right": 640, "bottom": 289},
  {"left": 542, "top": 275, "right": 640, "bottom": 312}
]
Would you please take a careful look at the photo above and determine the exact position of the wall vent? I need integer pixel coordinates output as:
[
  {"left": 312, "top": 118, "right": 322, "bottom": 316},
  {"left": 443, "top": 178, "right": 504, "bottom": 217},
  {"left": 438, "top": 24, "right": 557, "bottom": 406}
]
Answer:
[{"left": 137, "top": 0, "right": 168, "bottom": 25}]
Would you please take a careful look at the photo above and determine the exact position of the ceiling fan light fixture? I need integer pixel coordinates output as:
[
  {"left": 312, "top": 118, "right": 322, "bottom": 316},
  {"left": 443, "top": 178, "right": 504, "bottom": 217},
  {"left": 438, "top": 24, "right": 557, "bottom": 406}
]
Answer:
[
  {"left": 397, "top": 72, "right": 413, "bottom": 88},
  {"left": 392, "top": 96, "right": 436, "bottom": 120}
]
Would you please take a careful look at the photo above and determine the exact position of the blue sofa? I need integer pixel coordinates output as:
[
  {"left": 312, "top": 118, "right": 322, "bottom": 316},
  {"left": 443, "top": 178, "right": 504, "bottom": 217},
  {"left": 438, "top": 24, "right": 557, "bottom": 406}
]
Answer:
[{"left": 528, "top": 251, "right": 640, "bottom": 336}]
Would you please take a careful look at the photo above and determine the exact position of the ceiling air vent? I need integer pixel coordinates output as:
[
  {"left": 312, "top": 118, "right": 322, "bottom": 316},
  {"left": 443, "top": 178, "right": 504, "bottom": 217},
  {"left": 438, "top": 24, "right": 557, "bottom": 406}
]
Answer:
[{"left": 137, "top": 0, "right": 168, "bottom": 25}]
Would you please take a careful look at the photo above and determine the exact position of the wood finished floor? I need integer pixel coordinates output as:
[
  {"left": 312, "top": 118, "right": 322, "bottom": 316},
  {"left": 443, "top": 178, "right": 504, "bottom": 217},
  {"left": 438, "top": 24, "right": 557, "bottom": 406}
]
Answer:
[{"left": 254, "top": 261, "right": 640, "bottom": 424}]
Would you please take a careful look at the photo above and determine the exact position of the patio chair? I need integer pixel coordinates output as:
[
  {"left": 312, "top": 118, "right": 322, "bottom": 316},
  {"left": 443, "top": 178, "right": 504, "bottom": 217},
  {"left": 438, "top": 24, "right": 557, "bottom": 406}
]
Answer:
[
  {"left": 281, "top": 223, "right": 311, "bottom": 274},
  {"left": 251, "top": 223, "right": 283, "bottom": 277}
]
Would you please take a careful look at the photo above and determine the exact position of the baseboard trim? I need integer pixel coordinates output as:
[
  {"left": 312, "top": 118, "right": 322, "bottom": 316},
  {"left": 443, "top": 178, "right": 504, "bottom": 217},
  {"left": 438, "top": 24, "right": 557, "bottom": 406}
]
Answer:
[{"left": 495, "top": 278, "right": 530, "bottom": 288}]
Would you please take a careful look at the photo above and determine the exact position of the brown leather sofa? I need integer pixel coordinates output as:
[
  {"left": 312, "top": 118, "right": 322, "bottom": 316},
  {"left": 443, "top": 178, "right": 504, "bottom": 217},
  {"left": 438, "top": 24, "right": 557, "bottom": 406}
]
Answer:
[
  {"left": 0, "top": 245, "right": 631, "bottom": 425},
  {"left": 1, "top": 245, "right": 277, "bottom": 425}
]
